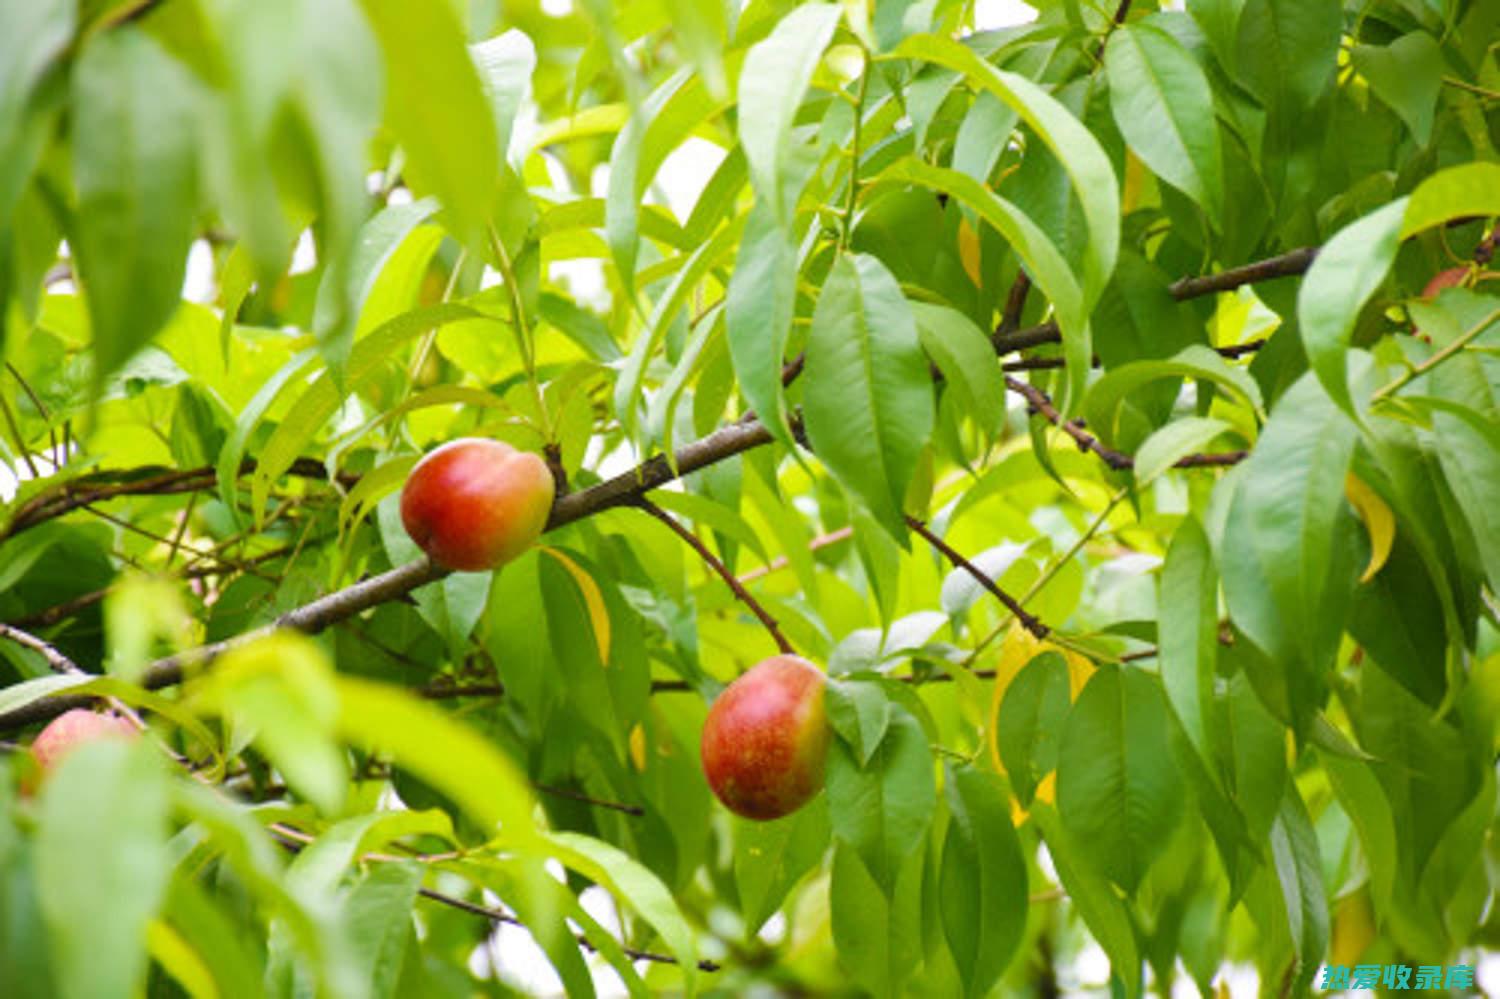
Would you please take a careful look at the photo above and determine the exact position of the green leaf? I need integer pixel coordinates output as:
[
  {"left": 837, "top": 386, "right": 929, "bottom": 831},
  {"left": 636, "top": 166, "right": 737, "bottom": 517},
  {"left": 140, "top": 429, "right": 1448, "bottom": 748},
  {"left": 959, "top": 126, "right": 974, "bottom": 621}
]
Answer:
[
  {"left": 882, "top": 158, "right": 1089, "bottom": 410},
  {"left": 648, "top": 490, "right": 769, "bottom": 564},
  {"left": 216, "top": 347, "right": 318, "bottom": 526},
  {"left": 825, "top": 703, "right": 936, "bottom": 893},
  {"left": 1029, "top": 803, "right": 1141, "bottom": 996},
  {"left": 1321, "top": 753, "right": 1397, "bottom": 917},
  {"left": 193, "top": 633, "right": 349, "bottom": 814},
  {"left": 450, "top": 856, "right": 599, "bottom": 999},
  {"left": 470, "top": 29, "right": 536, "bottom": 154},
  {"left": 738, "top": 3, "right": 841, "bottom": 221},
  {"left": 336, "top": 675, "right": 538, "bottom": 844},
  {"left": 1429, "top": 398, "right": 1500, "bottom": 594},
  {"left": 725, "top": 201, "right": 798, "bottom": 445},
  {"left": 615, "top": 213, "right": 744, "bottom": 440},
  {"left": 312, "top": 198, "right": 439, "bottom": 378},
  {"left": 1351, "top": 32, "right": 1443, "bottom": 145},
  {"left": 251, "top": 303, "right": 481, "bottom": 518},
  {"left": 357, "top": 0, "right": 498, "bottom": 245},
  {"left": 1400, "top": 162, "right": 1500, "bottom": 239},
  {"left": 1057, "top": 665, "right": 1185, "bottom": 892},
  {"left": 37, "top": 740, "right": 169, "bottom": 999},
  {"left": 1233, "top": 0, "right": 1341, "bottom": 113},
  {"left": 1266, "top": 784, "right": 1329, "bottom": 994},
  {"left": 345, "top": 862, "right": 422, "bottom": 999},
  {"left": 1105, "top": 24, "right": 1224, "bottom": 226},
  {"left": 803, "top": 253, "right": 934, "bottom": 539},
  {"left": 952, "top": 91, "right": 1018, "bottom": 186},
  {"left": 912, "top": 302, "right": 1005, "bottom": 438},
  {"left": 546, "top": 832, "right": 699, "bottom": 993},
  {"left": 0, "top": 0, "right": 72, "bottom": 221},
  {"left": 1354, "top": 664, "right": 1481, "bottom": 898},
  {"left": 159, "top": 876, "right": 264, "bottom": 999},
  {"left": 663, "top": 0, "right": 727, "bottom": 99},
  {"left": 1085, "top": 344, "right": 1264, "bottom": 447},
  {"left": 1159, "top": 517, "right": 1218, "bottom": 770},
  {"left": 829, "top": 841, "right": 924, "bottom": 998},
  {"left": 995, "top": 651, "right": 1070, "bottom": 804},
  {"left": 827, "top": 678, "right": 893, "bottom": 767},
  {"left": 734, "top": 797, "right": 831, "bottom": 932},
  {"left": 940, "top": 766, "right": 1027, "bottom": 999},
  {"left": 938, "top": 542, "right": 1026, "bottom": 618},
  {"left": 607, "top": 68, "right": 695, "bottom": 291},
  {"left": 891, "top": 34, "right": 1120, "bottom": 302},
  {"left": 1219, "top": 370, "right": 1361, "bottom": 730},
  {"left": 1220, "top": 672, "right": 1288, "bottom": 843},
  {"left": 537, "top": 292, "right": 621, "bottom": 361},
  {"left": 70, "top": 27, "right": 199, "bottom": 385},
  {"left": 1296, "top": 198, "right": 1406, "bottom": 415},
  {"left": 169, "top": 783, "right": 353, "bottom": 994},
  {"left": 1134, "top": 417, "right": 1235, "bottom": 485}
]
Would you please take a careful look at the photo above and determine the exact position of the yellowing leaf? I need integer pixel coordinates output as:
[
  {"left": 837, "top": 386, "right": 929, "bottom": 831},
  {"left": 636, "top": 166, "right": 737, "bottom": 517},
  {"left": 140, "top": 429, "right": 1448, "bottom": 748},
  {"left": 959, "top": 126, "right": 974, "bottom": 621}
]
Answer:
[
  {"left": 957, "top": 218, "right": 982, "bottom": 286},
  {"left": 1344, "top": 472, "right": 1395, "bottom": 583},
  {"left": 1330, "top": 890, "right": 1376, "bottom": 966},
  {"left": 146, "top": 919, "right": 218, "bottom": 999},
  {"left": 985, "top": 626, "right": 1094, "bottom": 821},
  {"left": 1122, "top": 150, "right": 1149, "bottom": 216},
  {"left": 629, "top": 723, "right": 648, "bottom": 772},
  {"left": 541, "top": 547, "right": 611, "bottom": 663}
]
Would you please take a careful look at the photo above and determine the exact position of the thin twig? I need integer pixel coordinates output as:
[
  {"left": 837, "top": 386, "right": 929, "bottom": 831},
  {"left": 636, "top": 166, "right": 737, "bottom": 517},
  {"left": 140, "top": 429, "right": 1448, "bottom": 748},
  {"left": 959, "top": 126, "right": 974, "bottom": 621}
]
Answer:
[
  {"left": 1092, "top": 0, "right": 1133, "bottom": 61},
  {"left": 1004, "top": 376, "right": 1247, "bottom": 471},
  {"left": 966, "top": 487, "right": 1130, "bottom": 665},
  {"left": 1372, "top": 304, "right": 1500, "bottom": 401},
  {"left": 164, "top": 492, "right": 199, "bottom": 569},
  {"left": 636, "top": 498, "right": 795, "bottom": 655},
  {"left": 268, "top": 820, "right": 715, "bottom": 970},
  {"left": 6, "top": 363, "right": 59, "bottom": 467},
  {"left": 416, "top": 887, "right": 722, "bottom": 972},
  {"left": 0, "top": 623, "right": 84, "bottom": 675},
  {"left": 8, "top": 538, "right": 323, "bottom": 629},
  {"left": 1442, "top": 76, "right": 1500, "bottom": 101},
  {"left": 531, "top": 782, "right": 645, "bottom": 817},
  {"left": 1005, "top": 376, "right": 1133, "bottom": 469},
  {"left": 0, "top": 390, "right": 39, "bottom": 478},
  {"left": 735, "top": 526, "right": 853, "bottom": 584},
  {"left": 905, "top": 517, "right": 1048, "bottom": 639},
  {"left": 417, "top": 682, "right": 506, "bottom": 700}
]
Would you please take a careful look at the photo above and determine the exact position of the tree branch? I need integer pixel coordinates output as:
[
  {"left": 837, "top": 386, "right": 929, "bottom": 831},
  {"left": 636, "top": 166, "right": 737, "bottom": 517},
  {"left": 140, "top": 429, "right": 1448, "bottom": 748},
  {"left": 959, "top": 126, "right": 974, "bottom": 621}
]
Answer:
[
  {"left": 0, "top": 557, "right": 447, "bottom": 730},
  {"left": 2, "top": 458, "right": 350, "bottom": 540},
  {"left": 0, "top": 247, "right": 1315, "bottom": 732},
  {"left": 991, "top": 245, "right": 1318, "bottom": 355},
  {"left": 905, "top": 517, "right": 1049, "bottom": 639},
  {"left": 636, "top": 498, "right": 795, "bottom": 655}
]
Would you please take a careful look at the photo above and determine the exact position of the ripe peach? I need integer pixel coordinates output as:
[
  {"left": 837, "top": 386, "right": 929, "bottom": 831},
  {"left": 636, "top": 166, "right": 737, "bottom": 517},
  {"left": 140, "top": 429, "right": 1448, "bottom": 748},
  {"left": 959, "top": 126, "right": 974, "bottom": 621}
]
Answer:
[
  {"left": 700, "top": 655, "right": 831, "bottom": 821},
  {"left": 399, "top": 438, "right": 555, "bottom": 572},
  {"left": 28, "top": 708, "right": 137, "bottom": 786}
]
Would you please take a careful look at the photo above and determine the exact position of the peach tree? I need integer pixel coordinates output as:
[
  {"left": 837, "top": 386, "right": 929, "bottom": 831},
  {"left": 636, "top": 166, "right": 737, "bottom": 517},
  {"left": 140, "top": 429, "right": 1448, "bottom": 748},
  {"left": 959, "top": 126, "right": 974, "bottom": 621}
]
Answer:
[{"left": 0, "top": 0, "right": 1497, "bottom": 995}]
